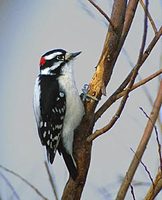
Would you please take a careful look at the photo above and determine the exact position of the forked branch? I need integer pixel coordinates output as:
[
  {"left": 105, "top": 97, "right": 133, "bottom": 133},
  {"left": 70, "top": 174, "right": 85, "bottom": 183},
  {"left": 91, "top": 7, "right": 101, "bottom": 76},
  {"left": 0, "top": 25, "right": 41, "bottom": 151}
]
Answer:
[
  {"left": 88, "top": 1, "right": 149, "bottom": 141},
  {"left": 94, "top": 26, "right": 162, "bottom": 123}
]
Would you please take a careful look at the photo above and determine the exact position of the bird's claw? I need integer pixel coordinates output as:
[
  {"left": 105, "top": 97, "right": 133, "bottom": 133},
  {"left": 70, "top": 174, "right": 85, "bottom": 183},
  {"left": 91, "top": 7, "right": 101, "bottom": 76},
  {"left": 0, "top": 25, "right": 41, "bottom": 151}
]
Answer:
[{"left": 81, "top": 84, "right": 99, "bottom": 102}]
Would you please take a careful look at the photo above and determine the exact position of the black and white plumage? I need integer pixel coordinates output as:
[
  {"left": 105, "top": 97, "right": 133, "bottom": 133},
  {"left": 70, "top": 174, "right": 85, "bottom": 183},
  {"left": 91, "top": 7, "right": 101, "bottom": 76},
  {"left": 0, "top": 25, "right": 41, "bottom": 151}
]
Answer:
[{"left": 33, "top": 49, "right": 84, "bottom": 179}]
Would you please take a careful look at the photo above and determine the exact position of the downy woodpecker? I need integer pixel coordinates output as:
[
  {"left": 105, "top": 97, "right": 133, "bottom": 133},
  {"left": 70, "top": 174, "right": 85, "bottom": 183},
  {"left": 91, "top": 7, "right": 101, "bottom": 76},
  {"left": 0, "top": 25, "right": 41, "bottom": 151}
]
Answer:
[{"left": 33, "top": 49, "right": 84, "bottom": 179}]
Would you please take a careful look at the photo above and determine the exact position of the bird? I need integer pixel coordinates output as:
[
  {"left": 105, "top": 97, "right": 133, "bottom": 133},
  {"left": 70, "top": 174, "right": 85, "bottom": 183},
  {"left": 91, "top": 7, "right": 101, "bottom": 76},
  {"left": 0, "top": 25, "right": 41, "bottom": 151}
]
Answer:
[{"left": 33, "top": 49, "right": 85, "bottom": 179}]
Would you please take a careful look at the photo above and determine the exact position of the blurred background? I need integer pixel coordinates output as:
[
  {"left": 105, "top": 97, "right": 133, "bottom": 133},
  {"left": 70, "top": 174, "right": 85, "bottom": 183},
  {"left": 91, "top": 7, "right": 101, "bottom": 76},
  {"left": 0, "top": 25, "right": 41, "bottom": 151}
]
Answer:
[{"left": 0, "top": 0, "right": 162, "bottom": 199}]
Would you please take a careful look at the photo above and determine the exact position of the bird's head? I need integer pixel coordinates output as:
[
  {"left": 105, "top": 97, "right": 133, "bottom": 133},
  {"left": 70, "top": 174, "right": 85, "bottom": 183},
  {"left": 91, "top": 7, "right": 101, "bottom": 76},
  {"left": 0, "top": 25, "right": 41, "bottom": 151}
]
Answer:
[{"left": 39, "top": 49, "right": 81, "bottom": 75}]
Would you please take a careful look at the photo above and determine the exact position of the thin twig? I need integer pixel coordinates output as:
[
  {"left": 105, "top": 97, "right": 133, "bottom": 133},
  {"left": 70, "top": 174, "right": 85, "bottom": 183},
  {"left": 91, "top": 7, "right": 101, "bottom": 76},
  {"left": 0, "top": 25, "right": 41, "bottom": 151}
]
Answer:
[
  {"left": 87, "top": 0, "right": 115, "bottom": 29},
  {"left": 139, "top": 0, "right": 157, "bottom": 34},
  {"left": 137, "top": 0, "right": 148, "bottom": 64},
  {"left": 118, "top": 68, "right": 162, "bottom": 99},
  {"left": 0, "top": 172, "right": 20, "bottom": 200},
  {"left": 140, "top": 107, "right": 162, "bottom": 170},
  {"left": 0, "top": 165, "right": 48, "bottom": 200},
  {"left": 116, "top": 80, "right": 162, "bottom": 200},
  {"left": 44, "top": 161, "right": 59, "bottom": 200},
  {"left": 130, "top": 184, "right": 136, "bottom": 200},
  {"left": 122, "top": 48, "right": 153, "bottom": 105},
  {"left": 144, "top": 169, "right": 162, "bottom": 200},
  {"left": 118, "top": 175, "right": 150, "bottom": 186},
  {"left": 95, "top": 68, "right": 162, "bottom": 122},
  {"left": 130, "top": 147, "right": 154, "bottom": 186}
]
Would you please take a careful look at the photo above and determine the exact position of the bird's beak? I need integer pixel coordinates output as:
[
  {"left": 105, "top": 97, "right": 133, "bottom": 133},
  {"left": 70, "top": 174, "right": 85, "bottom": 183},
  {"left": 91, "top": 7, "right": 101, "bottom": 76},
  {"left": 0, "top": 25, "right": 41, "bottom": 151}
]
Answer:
[{"left": 65, "top": 51, "right": 81, "bottom": 61}]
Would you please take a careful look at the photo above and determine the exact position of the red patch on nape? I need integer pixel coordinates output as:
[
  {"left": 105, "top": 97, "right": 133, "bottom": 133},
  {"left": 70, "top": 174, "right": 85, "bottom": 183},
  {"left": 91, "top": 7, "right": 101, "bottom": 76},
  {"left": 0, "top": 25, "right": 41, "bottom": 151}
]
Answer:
[{"left": 40, "top": 57, "right": 46, "bottom": 66}]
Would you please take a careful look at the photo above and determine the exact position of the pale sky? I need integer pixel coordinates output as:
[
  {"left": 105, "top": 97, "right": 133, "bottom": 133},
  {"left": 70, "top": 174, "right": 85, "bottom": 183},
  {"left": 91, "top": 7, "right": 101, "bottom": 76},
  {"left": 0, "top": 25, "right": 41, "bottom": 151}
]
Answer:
[{"left": 0, "top": 1, "right": 162, "bottom": 199}]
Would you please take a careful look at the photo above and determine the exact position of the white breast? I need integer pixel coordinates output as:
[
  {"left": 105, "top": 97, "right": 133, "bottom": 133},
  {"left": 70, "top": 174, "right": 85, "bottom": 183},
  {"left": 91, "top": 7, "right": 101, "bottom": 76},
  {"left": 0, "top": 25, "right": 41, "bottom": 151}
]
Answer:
[{"left": 58, "top": 62, "right": 85, "bottom": 155}]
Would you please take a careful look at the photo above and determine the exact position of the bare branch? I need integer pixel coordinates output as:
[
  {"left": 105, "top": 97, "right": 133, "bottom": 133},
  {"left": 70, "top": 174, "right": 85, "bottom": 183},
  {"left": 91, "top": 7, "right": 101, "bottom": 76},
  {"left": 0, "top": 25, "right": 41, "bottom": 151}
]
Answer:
[
  {"left": 115, "top": 0, "right": 139, "bottom": 57},
  {"left": 137, "top": 0, "right": 148, "bottom": 64},
  {"left": 94, "top": 26, "right": 162, "bottom": 122},
  {"left": 122, "top": 48, "right": 154, "bottom": 106},
  {"left": 130, "top": 184, "right": 136, "bottom": 200},
  {"left": 118, "top": 68, "right": 162, "bottom": 98},
  {"left": 88, "top": 2, "right": 149, "bottom": 141},
  {"left": 144, "top": 169, "right": 162, "bottom": 200},
  {"left": 139, "top": 0, "right": 157, "bottom": 34},
  {"left": 87, "top": 0, "right": 115, "bottom": 29},
  {"left": 130, "top": 147, "right": 154, "bottom": 186},
  {"left": 95, "top": 68, "right": 162, "bottom": 124},
  {"left": 139, "top": 107, "right": 162, "bottom": 170},
  {"left": 116, "top": 80, "right": 162, "bottom": 200},
  {"left": 155, "top": 127, "right": 162, "bottom": 171},
  {"left": 88, "top": 84, "right": 133, "bottom": 142},
  {"left": 94, "top": 71, "right": 132, "bottom": 122},
  {"left": 85, "top": 0, "right": 127, "bottom": 113},
  {"left": 0, "top": 172, "right": 20, "bottom": 200},
  {"left": 0, "top": 165, "right": 48, "bottom": 200},
  {"left": 44, "top": 161, "right": 59, "bottom": 200},
  {"left": 88, "top": 68, "right": 142, "bottom": 141}
]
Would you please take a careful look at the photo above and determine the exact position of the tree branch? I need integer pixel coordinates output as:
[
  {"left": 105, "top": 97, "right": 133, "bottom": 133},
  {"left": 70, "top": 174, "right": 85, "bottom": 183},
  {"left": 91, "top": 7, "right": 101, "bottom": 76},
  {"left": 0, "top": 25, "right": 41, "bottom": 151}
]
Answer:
[
  {"left": 139, "top": 0, "right": 157, "bottom": 34},
  {"left": 114, "top": 0, "right": 139, "bottom": 60},
  {"left": 88, "top": 1, "right": 149, "bottom": 141},
  {"left": 87, "top": 0, "right": 115, "bottom": 29},
  {"left": 0, "top": 171, "right": 20, "bottom": 200},
  {"left": 85, "top": 0, "right": 127, "bottom": 112},
  {"left": 130, "top": 184, "right": 136, "bottom": 200},
  {"left": 130, "top": 147, "right": 154, "bottom": 186},
  {"left": 144, "top": 169, "right": 162, "bottom": 200},
  {"left": 122, "top": 69, "right": 162, "bottom": 97},
  {"left": 115, "top": 80, "right": 162, "bottom": 200},
  {"left": 0, "top": 165, "right": 48, "bottom": 200},
  {"left": 139, "top": 107, "right": 162, "bottom": 170},
  {"left": 94, "top": 26, "right": 162, "bottom": 122},
  {"left": 137, "top": 0, "right": 148, "bottom": 64}
]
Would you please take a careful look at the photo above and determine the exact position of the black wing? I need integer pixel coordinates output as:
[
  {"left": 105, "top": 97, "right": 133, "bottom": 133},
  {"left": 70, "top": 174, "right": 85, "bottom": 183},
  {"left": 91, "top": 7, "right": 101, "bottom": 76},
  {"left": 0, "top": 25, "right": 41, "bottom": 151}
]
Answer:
[{"left": 38, "top": 75, "right": 66, "bottom": 163}]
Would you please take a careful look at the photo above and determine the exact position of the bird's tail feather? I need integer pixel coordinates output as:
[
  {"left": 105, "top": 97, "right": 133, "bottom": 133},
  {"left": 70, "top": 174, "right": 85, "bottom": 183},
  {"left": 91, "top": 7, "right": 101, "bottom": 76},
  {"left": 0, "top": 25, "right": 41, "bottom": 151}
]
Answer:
[
  {"left": 61, "top": 149, "right": 77, "bottom": 180},
  {"left": 58, "top": 141, "right": 77, "bottom": 180},
  {"left": 47, "top": 147, "right": 57, "bottom": 164}
]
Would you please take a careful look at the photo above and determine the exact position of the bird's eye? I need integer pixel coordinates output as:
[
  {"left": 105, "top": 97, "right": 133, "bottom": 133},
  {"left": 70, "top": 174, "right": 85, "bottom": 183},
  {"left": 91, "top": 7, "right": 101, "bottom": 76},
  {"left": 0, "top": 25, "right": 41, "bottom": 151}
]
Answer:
[{"left": 56, "top": 55, "right": 64, "bottom": 61}]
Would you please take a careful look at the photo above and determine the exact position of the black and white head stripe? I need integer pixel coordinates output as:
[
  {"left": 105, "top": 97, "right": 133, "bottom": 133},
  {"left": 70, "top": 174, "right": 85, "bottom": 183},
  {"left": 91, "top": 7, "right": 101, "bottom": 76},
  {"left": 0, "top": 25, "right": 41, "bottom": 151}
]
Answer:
[
  {"left": 39, "top": 49, "right": 81, "bottom": 75},
  {"left": 39, "top": 49, "right": 67, "bottom": 75},
  {"left": 43, "top": 49, "right": 66, "bottom": 60},
  {"left": 42, "top": 49, "right": 66, "bottom": 58}
]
